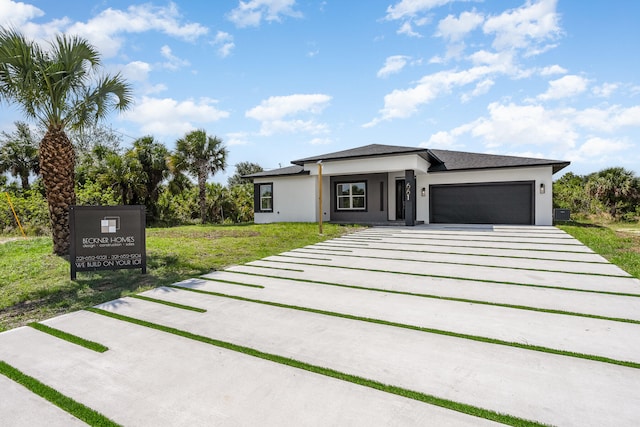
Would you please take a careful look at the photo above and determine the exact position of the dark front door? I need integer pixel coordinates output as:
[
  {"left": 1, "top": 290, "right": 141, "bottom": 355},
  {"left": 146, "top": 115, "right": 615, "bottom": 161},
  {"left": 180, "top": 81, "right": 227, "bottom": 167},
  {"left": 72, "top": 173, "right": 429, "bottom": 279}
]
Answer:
[{"left": 395, "top": 179, "right": 405, "bottom": 220}]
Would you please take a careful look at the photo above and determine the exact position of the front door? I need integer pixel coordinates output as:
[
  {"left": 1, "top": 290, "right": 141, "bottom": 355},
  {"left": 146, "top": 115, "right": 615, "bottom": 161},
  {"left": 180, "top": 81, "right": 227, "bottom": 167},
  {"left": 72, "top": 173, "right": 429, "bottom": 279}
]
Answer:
[{"left": 395, "top": 179, "right": 405, "bottom": 220}]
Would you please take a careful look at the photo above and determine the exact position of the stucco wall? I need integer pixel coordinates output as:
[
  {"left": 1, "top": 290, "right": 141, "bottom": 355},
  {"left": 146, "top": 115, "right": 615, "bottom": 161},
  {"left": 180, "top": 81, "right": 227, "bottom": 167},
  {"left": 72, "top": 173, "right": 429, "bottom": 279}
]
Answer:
[
  {"left": 253, "top": 175, "right": 317, "bottom": 224},
  {"left": 416, "top": 166, "right": 555, "bottom": 225}
]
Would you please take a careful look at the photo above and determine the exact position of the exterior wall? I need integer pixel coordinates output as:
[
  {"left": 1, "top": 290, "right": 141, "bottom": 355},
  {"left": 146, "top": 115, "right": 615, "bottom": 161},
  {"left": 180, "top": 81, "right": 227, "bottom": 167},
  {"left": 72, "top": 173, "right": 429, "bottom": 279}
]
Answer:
[
  {"left": 304, "top": 154, "right": 429, "bottom": 176},
  {"left": 253, "top": 175, "right": 317, "bottom": 223},
  {"left": 329, "top": 173, "right": 388, "bottom": 223},
  {"left": 417, "top": 166, "right": 554, "bottom": 225}
]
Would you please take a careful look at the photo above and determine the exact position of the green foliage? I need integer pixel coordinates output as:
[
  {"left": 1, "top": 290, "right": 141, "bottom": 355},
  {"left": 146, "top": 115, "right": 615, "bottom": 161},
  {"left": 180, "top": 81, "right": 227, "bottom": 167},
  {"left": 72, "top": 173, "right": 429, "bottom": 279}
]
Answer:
[
  {"left": 554, "top": 167, "right": 640, "bottom": 221},
  {"left": 0, "top": 121, "right": 40, "bottom": 189},
  {"left": 228, "top": 161, "right": 263, "bottom": 187},
  {"left": 0, "top": 187, "right": 49, "bottom": 235}
]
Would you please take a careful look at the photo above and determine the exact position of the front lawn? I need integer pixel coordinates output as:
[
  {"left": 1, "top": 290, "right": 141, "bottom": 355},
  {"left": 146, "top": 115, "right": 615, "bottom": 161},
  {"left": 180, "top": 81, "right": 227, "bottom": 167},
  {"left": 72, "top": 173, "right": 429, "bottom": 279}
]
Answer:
[{"left": 0, "top": 223, "right": 360, "bottom": 331}]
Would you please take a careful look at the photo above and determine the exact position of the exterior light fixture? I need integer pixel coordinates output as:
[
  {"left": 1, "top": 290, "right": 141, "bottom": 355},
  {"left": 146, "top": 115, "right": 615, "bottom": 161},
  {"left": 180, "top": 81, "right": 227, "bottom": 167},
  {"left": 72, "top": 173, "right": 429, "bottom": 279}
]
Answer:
[
  {"left": 421, "top": 187, "right": 426, "bottom": 197},
  {"left": 540, "top": 183, "right": 545, "bottom": 194}
]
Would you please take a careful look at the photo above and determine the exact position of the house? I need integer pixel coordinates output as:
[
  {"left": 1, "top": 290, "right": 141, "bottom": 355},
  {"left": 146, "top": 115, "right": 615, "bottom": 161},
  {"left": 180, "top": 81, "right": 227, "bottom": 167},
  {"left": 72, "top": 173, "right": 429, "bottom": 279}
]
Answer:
[{"left": 246, "top": 144, "right": 570, "bottom": 226}]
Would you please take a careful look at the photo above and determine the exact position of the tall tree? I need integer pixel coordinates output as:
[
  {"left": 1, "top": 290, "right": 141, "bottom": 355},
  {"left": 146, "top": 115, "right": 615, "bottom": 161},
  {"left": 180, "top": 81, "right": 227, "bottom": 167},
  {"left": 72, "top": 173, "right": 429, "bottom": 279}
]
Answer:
[
  {"left": 227, "top": 161, "right": 263, "bottom": 187},
  {"left": 172, "top": 129, "right": 228, "bottom": 223},
  {"left": 0, "top": 121, "right": 40, "bottom": 189},
  {"left": 586, "top": 167, "right": 640, "bottom": 218},
  {"left": 129, "top": 136, "right": 170, "bottom": 220},
  {"left": 0, "top": 28, "right": 131, "bottom": 254}
]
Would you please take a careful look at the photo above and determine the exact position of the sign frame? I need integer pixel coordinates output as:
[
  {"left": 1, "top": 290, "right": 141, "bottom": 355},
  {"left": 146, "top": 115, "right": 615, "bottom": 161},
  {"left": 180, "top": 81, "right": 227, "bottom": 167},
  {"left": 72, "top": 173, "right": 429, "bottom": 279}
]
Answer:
[{"left": 69, "top": 205, "right": 147, "bottom": 280}]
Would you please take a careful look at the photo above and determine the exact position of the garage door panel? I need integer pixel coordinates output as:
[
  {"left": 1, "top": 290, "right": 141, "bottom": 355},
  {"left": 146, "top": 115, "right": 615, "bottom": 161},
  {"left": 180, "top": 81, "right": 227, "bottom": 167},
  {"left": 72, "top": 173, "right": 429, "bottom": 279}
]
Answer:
[{"left": 430, "top": 181, "right": 534, "bottom": 225}]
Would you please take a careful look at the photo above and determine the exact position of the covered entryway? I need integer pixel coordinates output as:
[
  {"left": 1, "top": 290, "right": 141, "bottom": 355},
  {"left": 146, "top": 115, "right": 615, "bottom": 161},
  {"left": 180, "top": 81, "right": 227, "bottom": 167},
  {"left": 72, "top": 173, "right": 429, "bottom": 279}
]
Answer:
[{"left": 429, "top": 181, "right": 535, "bottom": 225}]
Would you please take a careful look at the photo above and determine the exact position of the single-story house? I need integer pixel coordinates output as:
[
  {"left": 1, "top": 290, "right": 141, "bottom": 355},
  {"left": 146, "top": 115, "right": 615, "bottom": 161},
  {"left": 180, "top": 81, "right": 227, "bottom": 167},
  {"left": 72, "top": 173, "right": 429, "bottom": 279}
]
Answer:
[{"left": 246, "top": 144, "right": 570, "bottom": 226}]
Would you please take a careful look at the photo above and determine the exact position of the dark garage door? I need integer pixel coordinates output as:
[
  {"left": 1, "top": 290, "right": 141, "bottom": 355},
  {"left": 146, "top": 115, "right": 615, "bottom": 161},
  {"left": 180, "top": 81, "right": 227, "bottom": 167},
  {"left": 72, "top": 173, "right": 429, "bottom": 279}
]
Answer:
[{"left": 429, "top": 181, "right": 534, "bottom": 225}]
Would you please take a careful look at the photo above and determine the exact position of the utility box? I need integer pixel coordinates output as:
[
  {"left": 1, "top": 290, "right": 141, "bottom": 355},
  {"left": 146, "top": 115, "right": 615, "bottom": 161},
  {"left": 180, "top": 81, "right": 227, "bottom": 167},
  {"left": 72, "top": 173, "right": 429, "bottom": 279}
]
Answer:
[{"left": 553, "top": 208, "right": 571, "bottom": 221}]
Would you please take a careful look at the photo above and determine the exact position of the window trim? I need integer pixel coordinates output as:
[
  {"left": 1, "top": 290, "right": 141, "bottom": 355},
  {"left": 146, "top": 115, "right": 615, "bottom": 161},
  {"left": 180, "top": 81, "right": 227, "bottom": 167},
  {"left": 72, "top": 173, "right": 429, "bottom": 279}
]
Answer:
[
  {"left": 335, "top": 181, "right": 367, "bottom": 211},
  {"left": 255, "top": 182, "right": 273, "bottom": 213}
]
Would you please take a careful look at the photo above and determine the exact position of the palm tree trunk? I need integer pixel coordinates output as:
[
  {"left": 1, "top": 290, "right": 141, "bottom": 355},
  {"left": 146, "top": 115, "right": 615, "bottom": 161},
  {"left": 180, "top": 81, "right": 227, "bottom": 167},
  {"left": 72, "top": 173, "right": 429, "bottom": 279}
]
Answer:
[
  {"left": 20, "top": 173, "right": 30, "bottom": 190},
  {"left": 198, "top": 165, "right": 207, "bottom": 223},
  {"left": 40, "top": 125, "right": 76, "bottom": 255}
]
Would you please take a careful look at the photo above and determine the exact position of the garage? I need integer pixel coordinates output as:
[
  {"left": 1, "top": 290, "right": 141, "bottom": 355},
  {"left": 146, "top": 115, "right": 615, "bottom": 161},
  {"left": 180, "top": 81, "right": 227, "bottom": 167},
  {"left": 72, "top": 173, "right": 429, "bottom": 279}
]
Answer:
[{"left": 429, "top": 181, "right": 535, "bottom": 225}]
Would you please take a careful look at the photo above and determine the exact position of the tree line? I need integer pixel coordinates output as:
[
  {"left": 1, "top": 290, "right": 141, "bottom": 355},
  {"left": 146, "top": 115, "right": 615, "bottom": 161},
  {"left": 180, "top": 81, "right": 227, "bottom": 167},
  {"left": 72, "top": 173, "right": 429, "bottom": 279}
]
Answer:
[
  {"left": 553, "top": 167, "right": 640, "bottom": 221},
  {"left": 0, "top": 122, "right": 264, "bottom": 233}
]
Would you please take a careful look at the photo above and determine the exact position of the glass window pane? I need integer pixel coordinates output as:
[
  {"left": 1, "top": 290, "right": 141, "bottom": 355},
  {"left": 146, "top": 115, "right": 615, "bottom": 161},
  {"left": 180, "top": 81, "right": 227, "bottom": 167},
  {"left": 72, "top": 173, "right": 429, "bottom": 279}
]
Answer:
[
  {"left": 260, "top": 184, "right": 272, "bottom": 197},
  {"left": 352, "top": 183, "right": 365, "bottom": 195},
  {"left": 338, "top": 197, "right": 351, "bottom": 209},
  {"left": 261, "top": 197, "right": 272, "bottom": 210},
  {"left": 337, "top": 184, "right": 350, "bottom": 196},
  {"left": 352, "top": 196, "right": 365, "bottom": 208}
]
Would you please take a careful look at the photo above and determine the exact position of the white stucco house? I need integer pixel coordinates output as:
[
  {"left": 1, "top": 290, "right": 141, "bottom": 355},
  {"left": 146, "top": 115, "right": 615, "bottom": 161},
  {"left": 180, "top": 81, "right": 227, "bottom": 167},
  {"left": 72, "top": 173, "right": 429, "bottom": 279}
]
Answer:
[{"left": 246, "top": 144, "right": 570, "bottom": 226}]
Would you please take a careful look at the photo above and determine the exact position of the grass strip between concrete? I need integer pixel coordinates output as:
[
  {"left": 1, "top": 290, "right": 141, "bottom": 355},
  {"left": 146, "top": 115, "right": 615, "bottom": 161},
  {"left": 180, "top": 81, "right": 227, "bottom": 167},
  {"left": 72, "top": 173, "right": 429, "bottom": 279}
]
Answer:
[
  {"left": 168, "top": 285, "right": 640, "bottom": 370},
  {"left": 314, "top": 243, "right": 609, "bottom": 264},
  {"left": 129, "top": 295, "right": 207, "bottom": 313},
  {"left": 28, "top": 322, "right": 108, "bottom": 353},
  {"left": 223, "top": 270, "right": 640, "bottom": 325},
  {"left": 252, "top": 260, "right": 640, "bottom": 298},
  {"left": 85, "top": 307, "right": 546, "bottom": 427},
  {"left": 284, "top": 251, "right": 631, "bottom": 278},
  {"left": 197, "top": 278, "right": 264, "bottom": 289},
  {"left": 339, "top": 237, "right": 590, "bottom": 253},
  {"left": 0, "top": 360, "right": 121, "bottom": 427},
  {"left": 346, "top": 234, "right": 578, "bottom": 245}
]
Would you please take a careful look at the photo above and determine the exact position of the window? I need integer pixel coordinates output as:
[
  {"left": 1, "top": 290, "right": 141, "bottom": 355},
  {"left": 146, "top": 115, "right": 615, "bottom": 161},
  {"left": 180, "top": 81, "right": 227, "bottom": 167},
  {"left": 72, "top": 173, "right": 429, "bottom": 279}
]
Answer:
[
  {"left": 255, "top": 183, "right": 273, "bottom": 212},
  {"left": 336, "top": 182, "right": 366, "bottom": 210}
]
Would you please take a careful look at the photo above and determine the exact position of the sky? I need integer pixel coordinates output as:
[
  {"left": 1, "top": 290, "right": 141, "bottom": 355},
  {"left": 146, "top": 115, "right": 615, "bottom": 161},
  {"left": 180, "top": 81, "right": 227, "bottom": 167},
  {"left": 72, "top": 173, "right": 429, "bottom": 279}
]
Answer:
[{"left": 1, "top": 0, "right": 639, "bottom": 184}]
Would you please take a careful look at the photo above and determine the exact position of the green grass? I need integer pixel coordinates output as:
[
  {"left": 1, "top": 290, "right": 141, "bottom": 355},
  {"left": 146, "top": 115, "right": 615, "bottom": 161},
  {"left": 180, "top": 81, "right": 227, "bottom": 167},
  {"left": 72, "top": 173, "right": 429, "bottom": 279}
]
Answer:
[
  {"left": 87, "top": 307, "right": 545, "bottom": 427},
  {"left": 28, "top": 322, "right": 109, "bottom": 353},
  {"left": 169, "top": 284, "right": 640, "bottom": 369},
  {"left": 0, "top": 360, "right": 121, "bottom": 426},
  {"left": 0, "top": 223, "right": 359, "bottom": 331},
  {"left": 558, "top": 222, "right": 640, "bottom": 278}
]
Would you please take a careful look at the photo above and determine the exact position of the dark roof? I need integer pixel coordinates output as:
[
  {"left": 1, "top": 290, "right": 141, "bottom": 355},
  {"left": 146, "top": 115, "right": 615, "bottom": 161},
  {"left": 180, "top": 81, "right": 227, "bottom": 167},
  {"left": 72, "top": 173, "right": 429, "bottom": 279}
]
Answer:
[
  {"left": 244, "top": 165, "right": 308, "bottom": 179},
  {"left": 427, "top": 149, "right": 570, "bottom": 174},
  {"left": 292, "top": 144, "right": 430, "bottom": 165},
  {"left": 248, "top": 144, "right": 570, "bottom": 179}
]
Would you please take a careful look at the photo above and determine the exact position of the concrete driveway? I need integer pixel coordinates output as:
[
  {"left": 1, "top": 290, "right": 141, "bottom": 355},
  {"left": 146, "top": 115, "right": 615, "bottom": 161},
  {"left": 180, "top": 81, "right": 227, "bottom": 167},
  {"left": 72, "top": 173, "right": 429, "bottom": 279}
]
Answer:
[{"left": 1, "top": 225, "right": 640, "bottom": 426}]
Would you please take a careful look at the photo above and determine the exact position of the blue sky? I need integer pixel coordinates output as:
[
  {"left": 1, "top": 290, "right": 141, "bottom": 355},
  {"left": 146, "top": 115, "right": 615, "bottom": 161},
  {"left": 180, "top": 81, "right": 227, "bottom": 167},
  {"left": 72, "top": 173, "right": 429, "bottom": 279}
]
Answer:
[{"left": 1, "top": 0, "right": 639, "bottom": 183}]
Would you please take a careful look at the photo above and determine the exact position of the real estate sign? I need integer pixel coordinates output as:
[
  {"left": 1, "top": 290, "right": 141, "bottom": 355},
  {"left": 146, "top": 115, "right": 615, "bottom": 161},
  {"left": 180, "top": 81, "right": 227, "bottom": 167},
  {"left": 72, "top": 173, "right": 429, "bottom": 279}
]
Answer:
[{"left": 70, "top": 205, "right": 146, "bottom": 280}]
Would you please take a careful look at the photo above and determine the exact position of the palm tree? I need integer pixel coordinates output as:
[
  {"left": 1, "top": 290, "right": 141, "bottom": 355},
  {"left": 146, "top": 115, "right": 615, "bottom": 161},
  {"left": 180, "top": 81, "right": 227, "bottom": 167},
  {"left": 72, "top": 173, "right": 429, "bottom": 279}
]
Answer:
[
  {"left": 172, "top": 129, "right": 228, "bottom": 223},
  {"left": 0, "top": 121, "right": 40, "bottom": 189},
  {"left": 129, "top": 136, "right": 170, "bottom": 221},
  {"left": 586, "top": 167, "right": 640, "bottom": 218},
  {"left": 0, "top": 28, "right": 132, "bottom": 254}
]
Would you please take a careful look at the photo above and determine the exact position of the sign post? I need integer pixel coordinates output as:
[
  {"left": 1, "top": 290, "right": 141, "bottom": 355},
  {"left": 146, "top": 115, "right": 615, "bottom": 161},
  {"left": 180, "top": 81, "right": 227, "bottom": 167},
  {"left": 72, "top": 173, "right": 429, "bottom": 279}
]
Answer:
[{"left": 69, "top": 205, "right": 147, "bottom": 280}]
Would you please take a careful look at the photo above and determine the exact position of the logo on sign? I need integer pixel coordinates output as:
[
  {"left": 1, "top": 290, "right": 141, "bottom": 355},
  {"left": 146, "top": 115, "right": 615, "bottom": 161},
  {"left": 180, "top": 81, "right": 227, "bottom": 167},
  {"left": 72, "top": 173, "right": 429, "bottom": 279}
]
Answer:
[{"left": 101, "top": 216, "right": 120, "bottom": 234}]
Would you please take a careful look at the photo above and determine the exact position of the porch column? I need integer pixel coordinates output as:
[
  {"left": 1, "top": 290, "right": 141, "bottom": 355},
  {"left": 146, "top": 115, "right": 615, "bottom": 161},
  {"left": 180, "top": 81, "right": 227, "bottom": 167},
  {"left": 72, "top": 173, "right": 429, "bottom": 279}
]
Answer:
[{"left": 404, "top": 169, "right": 416, "bottom": 226}]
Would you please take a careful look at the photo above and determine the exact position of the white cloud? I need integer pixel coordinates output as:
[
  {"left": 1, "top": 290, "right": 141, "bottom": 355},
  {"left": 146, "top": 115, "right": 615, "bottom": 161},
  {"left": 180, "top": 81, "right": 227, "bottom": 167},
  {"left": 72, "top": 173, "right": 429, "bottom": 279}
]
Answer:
[
  {"left": 65, "top": 2, "right": 208, "bottom": 58},
  {"left": 309, "top": 137, "right": 332, "bottom": 145},
  {"left": 365, "top": 66, "right": 493, "bottom": 126},
  {"left": 483, "top": 0, "right": 561, "bottom": 54},
  {"left": 226, "top": 132, "right": 250, "bottom": 146},
  {"left": 461, "top": 79, "right": 494, "bottom": 102},
  {"left": 575, "top": 137, "right": 631, "bottom": 158},
  {"left": 227, "top": 0, "right": 302, "bottom": 28},
  {"left": 123, "top": 96, "right": 229, "bottom": 137},
  {"left": 538, "top": 75, "right": 589, "bottom": 100},
  {"left": 245, "top": 94, "right": 332, "bottom": 136},
  {"left": 120, "top": 61, "right": 152, "bottom": 82},
  {"left": 539, "top": 64, "right": 567, "bottom": 76},
  {"left": 397, "top": 21, "right": 422, "bottom": 37},
  {"left": 377, "top": 55, "right": 410, "bottom": 78},
  {"left": 385, "top": 0, "right": 454, "bottom": 21},
  {"left": 246, "top": 94, "right": 331, "bottom": 121},
  {"left": 592, "top": 82, "right": 618, "bottom": 98},
  {"left": 436, "top": 10, "right": 484, "bottom": 42},
  {"left": 0, "top": 0, "right": 43, "bottom": 26},
  {"left": 572, "top": 105, "right": 640, "bottom": 132},
  {"left": 160, "top": 45, "right": 190, "bottom": 70},
  {"left": 211, "top": 31, "right": 235, "bottom": 57}
]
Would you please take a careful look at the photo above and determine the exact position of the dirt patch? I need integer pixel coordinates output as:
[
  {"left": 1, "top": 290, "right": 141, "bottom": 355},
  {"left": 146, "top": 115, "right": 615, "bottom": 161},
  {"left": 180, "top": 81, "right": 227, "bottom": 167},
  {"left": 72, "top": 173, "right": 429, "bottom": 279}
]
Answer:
[{"left": 0, "top": 237, "right": 22, "bottom": 244}]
